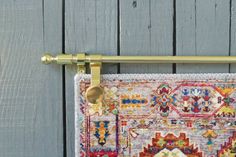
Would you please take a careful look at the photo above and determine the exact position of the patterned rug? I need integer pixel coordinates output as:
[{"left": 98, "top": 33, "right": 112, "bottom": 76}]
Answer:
[{"left": 75, "top": 74, "right": 236, "bottom": 157}]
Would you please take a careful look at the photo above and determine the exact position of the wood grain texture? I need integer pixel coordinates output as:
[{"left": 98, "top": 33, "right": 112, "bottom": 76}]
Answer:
[
  {"left": 0, "top": 0, "right": 63, "bottom": 157},
  {"left": 65, "top": 0, "right": 117, "bottom": 156},
  {"left": 176, "top": 0, "right": 230, "bottom": 73},
  {"left": 230, "top": 0, "right": 236, "bottom": 72},
  {"left": 119, "top": 0, "right": 173, "bottom": 73},
  {"left": 0, "top": 0, "right": 233, "bottom": 156}
]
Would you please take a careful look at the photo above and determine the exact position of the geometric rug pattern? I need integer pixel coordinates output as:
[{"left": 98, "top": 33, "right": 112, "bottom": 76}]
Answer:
[{"left": 75, "top": 74, "right": 236, "bottom": 157}]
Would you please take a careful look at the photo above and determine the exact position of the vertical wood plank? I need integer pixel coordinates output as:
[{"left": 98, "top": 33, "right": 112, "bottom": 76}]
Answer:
[
  {"left": 0, "top": 0, "right": 63, "bottom": 157},
  {"left": 230, "top": 0, "right": 236, "bottom": 72},
  {"left": 120, "top": 0, "right": 173, "bottom": 73},
  {"left": 176, "top": 0, "right": 230, "bottom": 73},
  {"left": 65, "top": 0, "right": 117, "bottom": 156}
]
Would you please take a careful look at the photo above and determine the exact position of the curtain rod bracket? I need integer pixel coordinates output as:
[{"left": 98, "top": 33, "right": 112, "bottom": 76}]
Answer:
[{"left": 85, "top": 54, "right": 103, "bottom": 106}]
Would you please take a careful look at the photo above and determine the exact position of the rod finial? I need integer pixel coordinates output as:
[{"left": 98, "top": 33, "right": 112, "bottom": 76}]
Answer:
[{"left": 41, "top": 53, "right": 54, "bottom": 64}]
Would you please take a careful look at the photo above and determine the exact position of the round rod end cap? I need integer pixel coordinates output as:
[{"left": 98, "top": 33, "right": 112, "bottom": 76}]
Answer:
[{"left": 41, "top": 53, "right": 53, "bottom": 64}]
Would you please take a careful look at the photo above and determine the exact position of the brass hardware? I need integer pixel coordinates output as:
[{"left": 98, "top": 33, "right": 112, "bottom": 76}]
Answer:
[
  {"left": 41, "top": 53, "right": 56, "bottom": 64},
  {"left": 41, "top": 53, "right": 86, "bottom": 65},
  {"left": 85, "top": 86, "right": 104, "bottom": 104},
  {"left": 76, "top": 53, "right": 86, "bottom": 74},
  {"left": 42, "top": 53, "right": 236, "bottom": 64},
  {"left": 85, "top": 55, "right": 103, "bottom": 105},
  {"left": 41, "top": 53, "right": 236, "bottom": 107},
  {"left": 77, "top": 63, "right": 85, "bottom": 74},
  {"left": 88, "top": 55, "right": 102, "bottom": 86},
  {"left": 41, "top": 53, "right": 73, "bottom": 64}
]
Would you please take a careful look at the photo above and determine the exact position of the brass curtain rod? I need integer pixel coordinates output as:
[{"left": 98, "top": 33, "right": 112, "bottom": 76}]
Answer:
[
  {"left": 41, "top": 53, "right": 236, "bottom": 64},
  {"left": 41, "top": 53, "right": 236, "bottom": 104}
]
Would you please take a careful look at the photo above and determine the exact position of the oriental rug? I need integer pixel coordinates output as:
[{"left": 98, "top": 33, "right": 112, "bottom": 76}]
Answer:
[{"left": 75, "top": 73, "right": 236, "bottom": 157}]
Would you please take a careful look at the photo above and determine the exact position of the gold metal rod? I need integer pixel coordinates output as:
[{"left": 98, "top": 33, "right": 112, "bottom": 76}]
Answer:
[
  {"left": 41, "top": 53, "right": 236, "bottom": 64},
  {"left": 96, "top": 56, "right": 236, "bottom": 63}
]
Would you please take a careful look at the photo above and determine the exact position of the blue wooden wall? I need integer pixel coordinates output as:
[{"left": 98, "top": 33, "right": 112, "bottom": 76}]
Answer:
[{"left": 0, "top": 0, "right": 235, "bottom": 156}]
